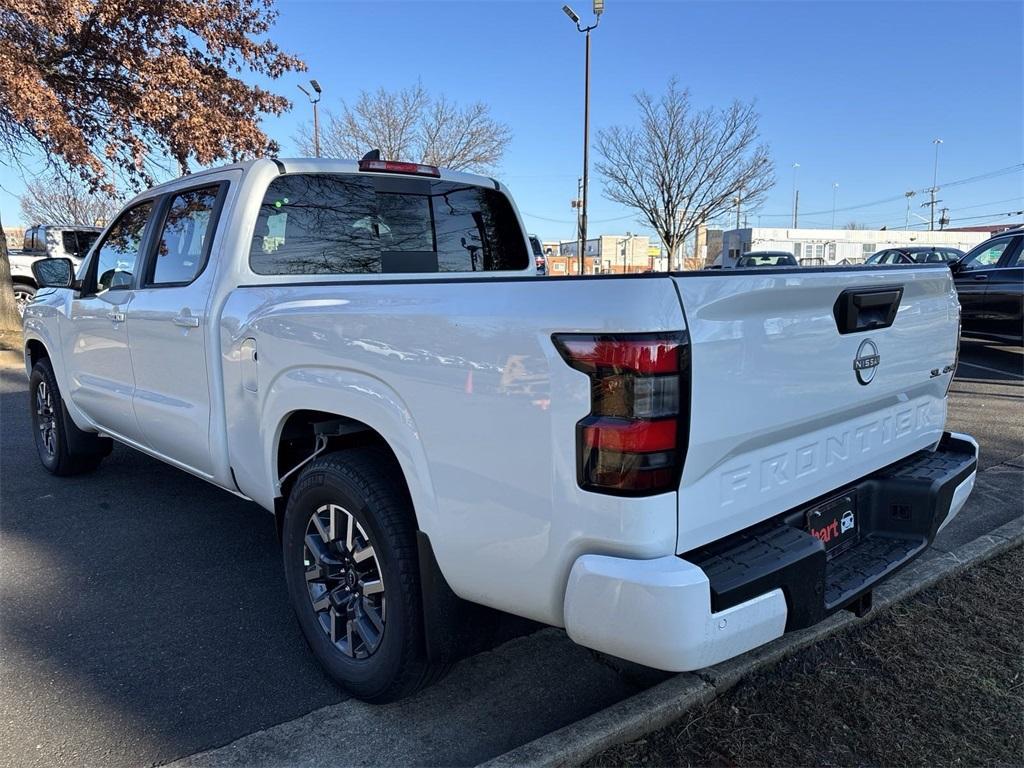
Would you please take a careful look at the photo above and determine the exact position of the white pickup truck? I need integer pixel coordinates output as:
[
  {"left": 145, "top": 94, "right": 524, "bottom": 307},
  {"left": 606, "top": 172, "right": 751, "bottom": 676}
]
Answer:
[{"left": 23, "top": 157, "right": 978, "bottom": 703}]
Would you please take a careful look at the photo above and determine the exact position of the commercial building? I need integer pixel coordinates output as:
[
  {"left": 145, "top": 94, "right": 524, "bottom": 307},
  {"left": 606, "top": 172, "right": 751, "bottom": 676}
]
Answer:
[
  {"left": 547, "top": 235, "right": 652, "bottom": 275},
  {"left": 715, "top": 227, "right": 989, "bottom": 267}
]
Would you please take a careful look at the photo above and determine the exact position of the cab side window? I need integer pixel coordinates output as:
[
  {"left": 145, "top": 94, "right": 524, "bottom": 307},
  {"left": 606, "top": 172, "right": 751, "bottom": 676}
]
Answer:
[
  {"left": 147, "top": 186, "right": 222, "bottom": 286},
  {"left": 961, "top": 238, "right": 1011, "bottom": 271},
  {"left": 92, "top": 202, "right": 154, "bottom": 292}
]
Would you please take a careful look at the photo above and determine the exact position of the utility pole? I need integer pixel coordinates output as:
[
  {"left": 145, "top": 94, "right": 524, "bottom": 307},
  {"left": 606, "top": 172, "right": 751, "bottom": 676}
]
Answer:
[
  {"left": 791, "top": 163, "right": 800, "bottom": 228},
  {"left": 563, "top": 2, "right": 603, "bottom": 277},
  {"left": 734, "top": 194, "right": 742, "bottom": 229},
  {"left": 571, "top": 176, "right": 583, "bottom": 273},
  {"left": 939, "top": 207, "right": 949, "bottom": 230},
  {"left": 929, "top": 138, "right": 943, "bottom": 230}
]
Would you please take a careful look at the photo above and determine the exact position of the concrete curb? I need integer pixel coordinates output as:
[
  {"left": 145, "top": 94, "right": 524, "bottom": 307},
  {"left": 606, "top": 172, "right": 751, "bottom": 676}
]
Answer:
[{"left": 481, "top": 511, "right": 1024, "bottom": 768}]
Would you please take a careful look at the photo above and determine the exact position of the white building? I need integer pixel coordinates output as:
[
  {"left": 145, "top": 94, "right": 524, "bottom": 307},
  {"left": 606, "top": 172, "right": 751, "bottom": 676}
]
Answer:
[{"left": 716, "top": 227, "right": 988, "bottom": 267}]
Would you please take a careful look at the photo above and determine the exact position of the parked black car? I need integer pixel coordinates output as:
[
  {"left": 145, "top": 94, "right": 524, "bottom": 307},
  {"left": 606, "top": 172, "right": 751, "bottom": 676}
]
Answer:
[
  {"left": 864, "top": 246, "right": 965, "bottom": 265},
  {"left": 951, "top": 227, "right": 1023, "bottom": 345}
]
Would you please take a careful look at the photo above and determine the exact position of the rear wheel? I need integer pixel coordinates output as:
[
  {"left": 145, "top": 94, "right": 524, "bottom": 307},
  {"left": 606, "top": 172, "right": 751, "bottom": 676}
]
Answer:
[
  {"left": 29, "top": 358, "right": 111, "bottom": 476},
  {"left": 282, "top": 447, "right": 443, "bottom": 703}
]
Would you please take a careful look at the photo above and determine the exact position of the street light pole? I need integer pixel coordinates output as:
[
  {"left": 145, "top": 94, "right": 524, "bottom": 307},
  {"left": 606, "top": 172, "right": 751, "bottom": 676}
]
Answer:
[
  {"left": 298, "top": 79, "right": 323, "bottom": 157},
  {"left": 791, "top": 163, "right": 800, "bottom": 228},
  {"left": 929, "top": 138, "right": 943, "bottom": 230},
  {"left": 831, "top": 182, "right": 839, "bottom": 229},
  {"left": 563, "top": 2, "right": 603, "bottom": 275}
]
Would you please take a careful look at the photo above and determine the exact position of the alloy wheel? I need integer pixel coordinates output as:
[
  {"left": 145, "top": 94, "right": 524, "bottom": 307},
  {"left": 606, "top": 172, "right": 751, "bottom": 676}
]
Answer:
[
  {"left": 35, "top": 381, "right": 57, "bottom": 457},
  {"left": 303, "top": 503, "right": 386, "bottom": 659},
  {"left": 14, "top": 289, "right": 33, "bottom": 318}
]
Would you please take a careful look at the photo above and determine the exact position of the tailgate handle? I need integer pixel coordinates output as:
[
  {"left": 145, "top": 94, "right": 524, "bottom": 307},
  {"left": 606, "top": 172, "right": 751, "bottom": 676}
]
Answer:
[{"left": 833, "top": 286, "right": 903, "bottom": 335}]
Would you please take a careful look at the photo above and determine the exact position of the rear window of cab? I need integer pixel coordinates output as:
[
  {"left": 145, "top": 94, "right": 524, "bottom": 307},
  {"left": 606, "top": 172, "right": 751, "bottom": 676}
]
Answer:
[{"left": 249, "top": 173, "right": 529, "bottom": 275}]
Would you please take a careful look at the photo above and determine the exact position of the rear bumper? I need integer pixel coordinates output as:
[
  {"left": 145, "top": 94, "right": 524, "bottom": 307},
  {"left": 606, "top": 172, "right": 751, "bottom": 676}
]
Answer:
[{"left": 563, "top": 432, "right": 978, "bottom": 672}]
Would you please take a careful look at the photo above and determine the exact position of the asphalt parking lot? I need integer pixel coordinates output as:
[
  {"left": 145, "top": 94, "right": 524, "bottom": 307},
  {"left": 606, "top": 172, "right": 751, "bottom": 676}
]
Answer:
[{"left": 1, "top": 338, "right": 1021, "bottom": 768}]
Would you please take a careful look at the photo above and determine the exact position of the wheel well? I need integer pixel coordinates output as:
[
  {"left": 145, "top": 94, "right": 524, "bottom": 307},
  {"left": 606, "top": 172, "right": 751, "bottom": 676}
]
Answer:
[
  {"left": 25, "top": 339, "right": 48, "bottom": 368},
  {"left": 12, "top": 277, "right": 36, "bottom": 289},
  {"left": 273, "top": 410, "right": 413, "bottom": 538}
]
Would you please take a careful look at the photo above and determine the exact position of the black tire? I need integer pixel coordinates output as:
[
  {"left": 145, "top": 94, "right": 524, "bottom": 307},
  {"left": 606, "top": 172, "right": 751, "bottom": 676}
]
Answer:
[
  {"left": 282, "top": 446, "right": 443, "bottom": 703},
  {"left": 29, "top": 358, "right": 112, "bottom": 476}
]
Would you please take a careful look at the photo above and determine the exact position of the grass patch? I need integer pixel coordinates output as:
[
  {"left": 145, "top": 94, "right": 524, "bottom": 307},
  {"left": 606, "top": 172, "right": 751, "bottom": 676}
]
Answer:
[{"left": 588, "top": 546, "right": 1024, "bottom": 767}]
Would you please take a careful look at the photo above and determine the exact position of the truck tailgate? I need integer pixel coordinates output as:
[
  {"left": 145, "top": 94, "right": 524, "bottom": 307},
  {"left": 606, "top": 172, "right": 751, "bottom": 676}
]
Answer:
[{"left": 673, "top": 267, "right": 959, "bottom": 552}]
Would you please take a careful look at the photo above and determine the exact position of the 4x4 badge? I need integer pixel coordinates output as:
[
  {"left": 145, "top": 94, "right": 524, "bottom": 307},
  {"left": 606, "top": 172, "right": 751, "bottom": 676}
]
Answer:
[{"left": 853, "top": 339, "right": 880, "bottom": 385}]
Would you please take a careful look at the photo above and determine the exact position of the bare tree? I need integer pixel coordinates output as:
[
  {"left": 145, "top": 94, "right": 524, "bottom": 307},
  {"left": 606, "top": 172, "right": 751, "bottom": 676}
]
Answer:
[
  {"left": 844, "top": 221, "right": 868, "bottom": 230},
  {"left": 295, "top": 83, "right": 512, "bottom": 173},
  {"left": 20, "top": 176, "right": 123, "bottom": 227},
  {"left": 596, "top": 80, "right": 774, "bottom": 270}
]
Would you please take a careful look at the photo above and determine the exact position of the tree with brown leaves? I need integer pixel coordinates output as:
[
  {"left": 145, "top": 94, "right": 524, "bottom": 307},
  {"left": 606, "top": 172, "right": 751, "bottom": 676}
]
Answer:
[
  {"left": 0, "top": 0, "right": 304, "bottom": 329},
  {"left": 296, "top": 83, "right": 512, "bottom": 173},
  {"left": 596, "top": 79, "right": 775, "bottom": 271}
]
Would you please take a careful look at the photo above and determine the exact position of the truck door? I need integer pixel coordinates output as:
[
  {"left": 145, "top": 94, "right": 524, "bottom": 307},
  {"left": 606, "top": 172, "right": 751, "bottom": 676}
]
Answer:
[
  {"left": 954, "top": 235, "right": 1018, "bottom": 337},
  {"left": 64, "top": 201, "right": 154, "bottom": 442},
  {"left": 980, "top": 237, "right": 1023, "bottom": 341},
  {"left": 126, "top": 180, "right": 232, "bottom": 478}
]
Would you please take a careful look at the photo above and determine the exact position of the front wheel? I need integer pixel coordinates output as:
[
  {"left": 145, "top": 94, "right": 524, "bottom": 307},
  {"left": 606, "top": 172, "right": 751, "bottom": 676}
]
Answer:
[
  {"left": 29, "top": 358, "right": 111, "bottom": 476},
  {"left": 13, "top": 283, "right": 35, "bottom": 318},
  {"left": 282, "top": 447, "right": 444, "bottom": 703}
]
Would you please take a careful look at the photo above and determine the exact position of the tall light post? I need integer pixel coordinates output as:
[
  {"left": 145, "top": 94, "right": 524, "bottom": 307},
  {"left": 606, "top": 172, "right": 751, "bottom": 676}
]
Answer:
[
  {"left": 928, "top": 138, "right": 943, "bottom": 230},
  {"left": 298, "top": 79, "right": 323, "bottom": 157},
  {"left": 831, "top": 182, "right": 839, "bottom": 229},
  {"left": 791, "top": 162, "right": 800, "bottom": 228},
  {"left": 904, "top": 190, "right": 916, "bottom": 229},
  {"left": 563, "top": 2, "right": 603, "bottom": 275}
]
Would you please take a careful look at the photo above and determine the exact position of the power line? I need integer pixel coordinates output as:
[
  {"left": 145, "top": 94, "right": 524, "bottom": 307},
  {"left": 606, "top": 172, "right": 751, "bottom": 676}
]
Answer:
[
  {"left": 757, "top": 163, "right": 1024, "bottom": 219},
  {"left": 520, "top": 210, "right": 636, "bottom": 225},
  {"left": 854, "top": 197, "right": 1024, "bottom": 230}
]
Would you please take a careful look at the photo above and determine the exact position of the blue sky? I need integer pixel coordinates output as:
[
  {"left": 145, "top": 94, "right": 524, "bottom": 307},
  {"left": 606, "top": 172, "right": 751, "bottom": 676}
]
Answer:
[{"left": 3, "top": 0, "right": 1022, "bottom": 241}]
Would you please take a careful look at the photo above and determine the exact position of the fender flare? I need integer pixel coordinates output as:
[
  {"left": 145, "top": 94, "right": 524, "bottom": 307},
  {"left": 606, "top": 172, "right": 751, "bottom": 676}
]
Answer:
[{"left": 259, "top": 365, "right": 441, "bottom": 539}]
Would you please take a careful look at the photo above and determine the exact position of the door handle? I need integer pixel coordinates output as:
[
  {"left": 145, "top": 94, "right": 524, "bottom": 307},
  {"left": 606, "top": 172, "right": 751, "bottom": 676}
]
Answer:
[
  {"left": 973, "top": 274, "right": 989, "bottom": 281},
  {"left": 107, "top": 311, "right": 125, "bottom": 323},
  {"left": 172, "top": 314, "right": 200, "bottom": 328}
]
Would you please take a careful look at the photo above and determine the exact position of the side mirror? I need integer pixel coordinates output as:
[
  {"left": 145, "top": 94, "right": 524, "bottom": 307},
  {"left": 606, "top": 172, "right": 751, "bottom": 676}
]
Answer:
[
  {"left": 949, "top": 259, "right": 965, "bottom": 274},
  {"left": 30, "top": 257, "right": 76, "bottom": 289}
]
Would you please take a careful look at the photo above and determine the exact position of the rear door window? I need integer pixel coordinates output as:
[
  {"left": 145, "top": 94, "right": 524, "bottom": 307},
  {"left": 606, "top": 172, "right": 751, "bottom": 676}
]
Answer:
[
  {"left": 60, "top": 230, "right": 99, "bottom": 258},
  {"left": 249, "top": 174, "right": 528, "bottom": 275}
]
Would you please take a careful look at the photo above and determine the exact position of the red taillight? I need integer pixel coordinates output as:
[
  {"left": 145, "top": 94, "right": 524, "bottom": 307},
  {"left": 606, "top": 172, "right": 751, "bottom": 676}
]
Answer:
[
  {"left": 554, "top": 336, "right": 679, "bottom": 374},
  {"left": 358, "top": 159, "right": 441, "bottom": 178},
  {"left": 554, "top": 332, "right": 691, "bottom": 496}
]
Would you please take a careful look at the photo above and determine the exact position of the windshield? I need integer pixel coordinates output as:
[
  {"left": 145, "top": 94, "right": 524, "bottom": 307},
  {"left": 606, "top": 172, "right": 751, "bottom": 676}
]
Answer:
[
  {"left": 738, "top": 253, "right": 797, "bottom": 267},
  {"left": 911, "top": 249, "right": 962, "bottom": 264}
]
